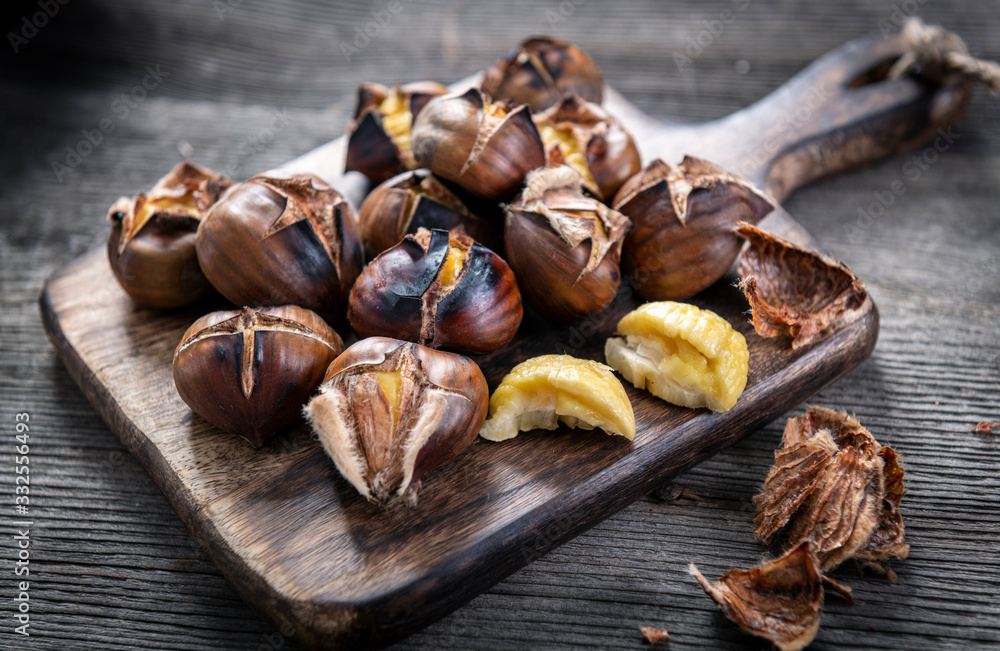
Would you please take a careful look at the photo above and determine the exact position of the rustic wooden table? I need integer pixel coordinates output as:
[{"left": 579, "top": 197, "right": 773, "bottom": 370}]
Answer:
[{"left": 1, "top": 1, "right": 998, "bottom": 649}]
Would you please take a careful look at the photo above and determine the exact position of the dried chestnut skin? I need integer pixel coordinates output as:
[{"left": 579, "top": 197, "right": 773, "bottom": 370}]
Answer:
[
  {"left": 348, "top": 228, "right": 522, "bottom": 354},
  {"left": 737, "top": 222, "right": 868, "bottom": 349},
  {"left": 613, "top": 157, "right": 774, "bottom": 301},
  {"left": 107, "top": 160, "right": 232, "bottom": 308},
  {"left": 345, "top": 81, "right": 448, "bottom": 182},
  {"left": 481, "top": 36, "right": 604, "bottom": 112},
  {"left": 172, "top": 305, "right": 344, "bottom": 447},
  {"left": 304, "top": 336, "right": 488, "bottom": 505},
  {"left": 357, "top": 169, "right": 498, "bottom": 258},
  {"left": 196, "top": 175, "right": 364, "bottom": 324}
]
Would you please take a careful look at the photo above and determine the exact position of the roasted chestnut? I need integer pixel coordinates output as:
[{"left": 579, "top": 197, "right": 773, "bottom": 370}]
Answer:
[
  {"left": 348, "top": 227, "right": 522, "bottom": 354},
  {"left": 613, "top": 156, "right": 774, "bottom": 301},
  {"left": 504, "top": 166, "right": 630, "bottom": 322},
  {"left": 411, "top": 88, "right": 545, "bottom": 201},
  {"left": 357, "top": 168, "right": 499, "bottom": 258},
  {"left": 304, "top": 336, "right": 488, "bottom": 505},
  {"left": 106, "top": 160, "right": 232, "bottom": 308},
  {"left": 196, "top": 174, "right": 364, "bottom": 324},
  {"left": 533, "top": 94, "right": 640, "bottom": 201},
  {"left": 172, "top": 305, "right": 344, "bottom": 447},
  {"left": 481, "top": 36, "right": 604, "bottom": 112},
  {"left": 345, "top": 81, "right": 448, "bottom": 183}
]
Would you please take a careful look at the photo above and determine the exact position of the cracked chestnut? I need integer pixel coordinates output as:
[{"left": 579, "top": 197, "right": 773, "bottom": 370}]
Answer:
[
  {"left": 172, "top": 305, "right": 344, "bottom": 447},
  {"left": 348, "top": 227, "right": 522, "bottom": 354}
]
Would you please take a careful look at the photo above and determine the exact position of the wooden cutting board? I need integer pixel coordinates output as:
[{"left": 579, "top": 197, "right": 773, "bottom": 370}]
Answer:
[{"left": 40, "top": 31, "right": 970, "bottom": 650}]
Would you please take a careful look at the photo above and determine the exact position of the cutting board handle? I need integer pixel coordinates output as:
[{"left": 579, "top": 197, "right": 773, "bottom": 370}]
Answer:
[{"left": 654, "top": 31, "right": 974, "bottom": 204}]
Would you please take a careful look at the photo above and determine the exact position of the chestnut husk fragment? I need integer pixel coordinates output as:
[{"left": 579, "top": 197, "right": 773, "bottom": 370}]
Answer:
[
  {"left": 689, "top": 542, "right": 825, "bottom": 651},
  {"left": 533, "top": 94, "right": 640, "bottom": 200},
  {"left": 411, "top": 88, "right": 546, "bottom": 201},
  {"left": 172, "top": 305, "right": 344, "bottom": 447},
  {"left": 504, "top": 166, "right": 630, "bottom": 322},
  {"left": 753, "top": 407, "right": 909, "bottom": 573},
  {"left": 481, "top": 36, "right": 604, "bottom": 112},
  {"left": 304, "top": 336, "right": 488, "bottom": 505},
  {"left": 357, "top": 169, "right": 499, "bottom": 258},
  {"left": 736, "top": 222, "right": 868, "bottom": 350},
  {"left": 107, "top": 160, "right": 233, "bottom": 308},
  {"left": 345, "top": 81, "right": 448, "bottom": 182},
  {"left": 613, "top": 156, "right": 774, "bottom": 301},
  {"left": 196, "top": 174, "right": 364, "bottom": 325},
  {"left": 348, "top": 228, "right": 522, "bottom": 353}
]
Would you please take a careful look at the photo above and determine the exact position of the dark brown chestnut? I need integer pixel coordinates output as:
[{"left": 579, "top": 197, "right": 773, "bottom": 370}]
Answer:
[
  {"left": 504, "top": 166, "right": 630, "bottom": 322},
  {"left": 533, "top": 94, "right": 641, "bottom": 201},
  {"left": 304, "top": 336, "right": 488, "bottom": 505},
  {"left": 172, "top": 305, "right": 344, "bottom": 447},
  {"left": 481, "top": 36, "right": 604, "bottom": 112},
  {"left": 345, "top": 81, "right": 448, "bottom": 183},
  {"left": 106, "top": 160, "right": 232, "bottom": 308},
  {"left": 357, "top": 168, "right": 499, "bottom": 259},
  {"left": 410, "top": 88, "right": 545, "bottom": 201},
  {"left": 195, "top": 174, "right": 364, "bottom": 324},
  {"left": 348, "top": 227, "right": 522, "bottom": 353},
  {"left": 613, "top": 156, "right": 774, "bottom": 301}
]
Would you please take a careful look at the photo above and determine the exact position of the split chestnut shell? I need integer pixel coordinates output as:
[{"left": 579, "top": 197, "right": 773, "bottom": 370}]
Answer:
[{"left": 304, "top": 336, "right": 488, "bottom": 505}]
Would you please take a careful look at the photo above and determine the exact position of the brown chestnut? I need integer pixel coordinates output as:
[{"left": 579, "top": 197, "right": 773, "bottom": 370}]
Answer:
[
  {"left": 106, "top": 160, "right": 232, "bottom": 308},
  {"left": 348, "top": 227, "right": 522, "bottom": 354},
  {"left": 410, "top": 88, "right": 545, "bottom": 201},
  {"left": 613, "top": 157, "right": 774, "bottom": 301},
  {"left": 304, "top": 336, "right": 488, "bottom": 505},
  {"left": 357, "top": 168, "right": 499, "bottom": 259},
  {"left": 504, "top": 166, "right": 630, "bottom": 323},
  {"left": 345, "top": 81, "right": 448, "bottom": 182},
  {"left": 195, "top": 174, "right": 364, "bottom": 324},
  {"left": 172, "top": 305, "right": 344, "bottom": 447},
  {"left": 533, "top": 94, "right": 641, "bottom": 201},
  {"left": 481, "top": 36, "right": 604, "bottom": 112}
]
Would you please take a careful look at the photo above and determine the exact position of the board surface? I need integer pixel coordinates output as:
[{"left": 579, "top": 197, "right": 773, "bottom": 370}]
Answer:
[{"left": 39, "top": 29, "right": 971, "bottom": 650}]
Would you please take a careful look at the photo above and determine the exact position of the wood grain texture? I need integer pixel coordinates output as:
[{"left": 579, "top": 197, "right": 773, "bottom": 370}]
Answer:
[{"left": 3, "top": 0, "right": 999, "bottom": 649}]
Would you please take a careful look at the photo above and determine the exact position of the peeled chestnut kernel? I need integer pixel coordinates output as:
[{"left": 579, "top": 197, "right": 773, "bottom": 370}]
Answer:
[
  {"left": 196, "top": 174, "right": 364, "bottom": 324},
  {"left": 304, "top": 336, "right": 488, "bottom": 505},
  {"left": 345, "top": 81, "right": 448, "bottom": 182},
  {"left": 504, "top": 166, "right": 630, "bottom": 322},
  {"left": 411, "top": 88, "right": 546, "bottom": 201},
  {"left": 481, "top": 36, "right": 604, "bottom": 112},
  {"left": 349, "top": 227, "right": 522, "bottom": 354},
  {"left": 613, "top": 156, "right": 774, "bottom": 301},
  {"left": 533, "top": 94, "right": 640, "bottom": 201},
  {"left": 172, "top": 305, "right": 344, "bottom": 447},
  {"left": 358, "top": 169, "right": 499, "bottom": 259},
  {"left": 106, "top": 160, "right": 233, "bottom": 308}
]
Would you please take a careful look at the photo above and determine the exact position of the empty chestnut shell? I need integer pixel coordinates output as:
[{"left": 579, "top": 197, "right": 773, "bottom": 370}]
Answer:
[
  {"left": 411, "top": 88, "right": 546, "bottom": 201},
  {"left": 107, "top": 160, "right": 232, "bottom": 308},
  {"left": 349, "top": 227, "right": 522, "bottom": 354},
  {"left": 481, "top": 36, "right": 604, "bottom": 112},
  {"left": 505, "top": 166, "right": 630, "bottom": 322},
  {"left": 345, "top": 81, "right": 448, "bottom": 182},
  {"left": 196, "top": 174, "right": 364, "bottom": 324},
  {"left": 533, "top": 94, "right": 641, "bottom": 201},
  {"left": 172, "top": 305, "right": 344, "bottom": 447},
  {"left": 613, "top": 156, "right": 774, "bottom": 301},
  {"left": 304, "top": 336, "right": 488, "bottom": 505},
  {"left": 357, "top": 168, "right": 499, "bottom": 259}
]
